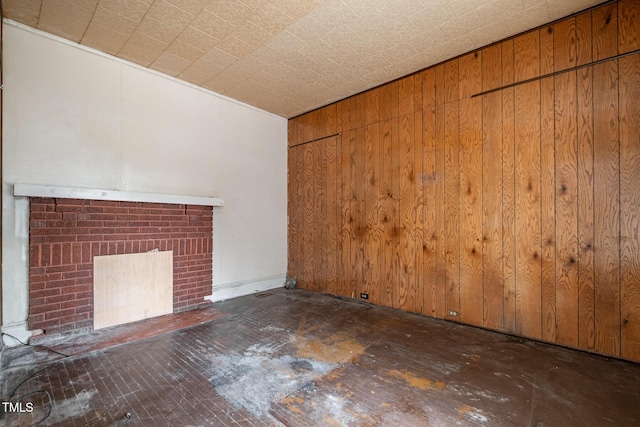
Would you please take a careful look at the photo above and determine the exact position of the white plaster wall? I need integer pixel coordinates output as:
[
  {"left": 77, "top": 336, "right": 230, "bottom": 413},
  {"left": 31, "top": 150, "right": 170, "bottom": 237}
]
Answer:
[{"left": 2, "top": 22, "right": 288, "bottom": 342}]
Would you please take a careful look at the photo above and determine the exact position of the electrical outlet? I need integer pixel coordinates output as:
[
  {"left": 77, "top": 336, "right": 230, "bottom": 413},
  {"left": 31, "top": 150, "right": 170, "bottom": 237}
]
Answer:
[
  {"left": 360, "top": 293, "right": 369, "bottom": 300},
  {"left": 448, "top": 310, "right": 459, "bottom": 317}
]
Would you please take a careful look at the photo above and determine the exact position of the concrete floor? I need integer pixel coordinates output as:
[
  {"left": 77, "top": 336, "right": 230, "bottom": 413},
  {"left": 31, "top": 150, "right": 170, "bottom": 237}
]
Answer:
[{"left": 1, "top": 288, "right": 639, "bottom": 426}]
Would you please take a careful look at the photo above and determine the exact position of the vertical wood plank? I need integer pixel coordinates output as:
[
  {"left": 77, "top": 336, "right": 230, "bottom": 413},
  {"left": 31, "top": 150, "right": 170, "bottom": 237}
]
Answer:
[
  {"left": 335, "top": 136, "right": 343, "bottom": 295},
  {"left": 515, "top": 31, "right": 540, "bottom": 82},
  {"left": 380, "top": 119, "right": 395, "bottom": 308},
  {"left": 554, "top": 71, "right": 579, "bottom": 348},
  {"left": 514, "top": 80, "right": 542, "bottom": 340},
  {"left": 313, "top": 108, "right": 324, "bottom": 140},
  {"left": 444, "top": 101, "right": 460, "bottom": 319},
  {"left": 302, "top": 143, "right": 315, "bottom": 290},
  {"left": 619, "top": 54, "right": 640, "bottom": 360},
  {"left": 287, "top": 148, "right": 295, "bottom": 277},
  {"left": 576, "top": 10, "right": 593, "bottom": 66},
  {"left": 365, "top": 88, "right": 380, "bottom": 126},
  {"left": 593, "top": 60, "right": 621, "bottom": 357},
  {"left": 459, "top": 96, "right": 483, "bottom": 326},
  {"left": 288, "top": 119, "right": 297, "bottom": 147},
  {"left": 396, "top": 113, "right": 417, "bottom": 312},
  {"left": 340, "top": 130, "right": 356, "bottom": 298},
  {"left": 445, "top": 60, "right": 459, "bottom": 104},
  {"left": 414, "top": 111, "right": 424, "bottom": 314},
  {"left": 399, "top": 75, "right": 415, "bottom": 116},
  {"left": 354, "top": 127, "right": 366, "bottom": 299},
  {"left": 554, "top": 17, "right": 577, "bottom": 72},
  {"left": 483, "top": 89, "right": 504, "bottom": 330},
  {"left": 618, "top": 0, "right": 640, "bottom": 54},
  {"left": 337, "top": 97, "right": 355, "bottom": 132},
  {"left": 577, "top": 66, "right": 595, "bottom": 352},
  {"left": 326, "top": 136, "right": 339, "bottom": 296},
  {"left": 459, "top": 51, "right": 482, "bottom": 100},
  {"left": 354, "top": 93, "right": 366, "bottom": 130},
  {"left": 380, "top": 80, "right": 400, "bottom": 120},
  {"left": 422, "top": 68, "right": 439, "bottom": 318},
  {"left": 592, "top": 2, "right": 618, "bottom": 61},
  {"left": 364, "top": 123, "right": 382, "bottom": 304},
  {"left": 540, "top": 76, "right": 556, "bottom": 343},
  {"left": 301, "top": 112, "right": 314, "bottom": 144},
  {"left": 434, "top": 64, "right": 447, "bottom": 319},
  {"left": 540, "top": 26, "right": 554, "bottom": 76},
  {"left": 313, "top": 138, "right": 327, "bottom": 292},
  {"left": 289, "top": 147, "right": 305, "bottom": 284},
  {"left": 502, "top": 40, "right": 517, "bottom": 333},
  {"left": 435, "top": 107, "right": 447, "bottom": 320},
  {"left": 482, "top": 44, "right": 502, "bottom": 93}
]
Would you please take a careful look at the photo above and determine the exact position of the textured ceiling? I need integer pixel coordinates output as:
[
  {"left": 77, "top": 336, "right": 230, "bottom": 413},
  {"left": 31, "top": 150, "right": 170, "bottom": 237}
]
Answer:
[{"left": 2, "top": 0, "right": 604, "bottom": 118}]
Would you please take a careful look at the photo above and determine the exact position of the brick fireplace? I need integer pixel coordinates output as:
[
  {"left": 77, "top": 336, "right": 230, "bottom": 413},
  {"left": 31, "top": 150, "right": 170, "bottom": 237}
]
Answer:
[{"left": 27, "top": 197, "right": 214, "bottom": 335}]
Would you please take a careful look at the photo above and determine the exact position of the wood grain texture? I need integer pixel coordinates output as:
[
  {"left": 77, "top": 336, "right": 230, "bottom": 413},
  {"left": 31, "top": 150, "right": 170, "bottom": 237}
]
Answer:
[
  {"left": 554, "top": 71, "right": 579, "bottom": 348},
  {"left": 482, "top": 93, "right": 504, "bottom": 331},
  {"left": 399, "top": 74, "right": 422, "bottom": 116},
  {"left": 459, "top": 51, "right": 481, "bottom": 100},
  {"left": 380, "top": 80, "right": 399, "bottom": 121},
  {"left": 482, "top": 43, "right": 502, "bottom": 93},
  {"left": 514, "top": 30, "right": 540, "bottom": 82},
  {"left": 413, "top": 111, "right": 424, "bottom": 314},
  {"left": 514, "top": 81, "right": 542, "bottom": 340},
  {"left": 288, "top": 147, "right": 300, "bottom": 280},
  {"left": 593, "top": 60, "right": 621, "bottom": 357},
  {"left": 286, "top": 0, "right": 640, "bottom": 363},
  {"left": 592, "top": 2, "right": 618, "bottom": 61},
  {"left": 94, "top": 251, "right": 173, "bottom": 330},
  {"left": 554, "top": 18, "right": 577, "bottom": 72},
  {"left": 340, "top": 130, "right": 356, "bottom": 298},
  {"left": 620, "top": 53, "right": 640, "bottom": 360},
  {"left": 577, "top": 66, "right": 595, "bottom": 351},
  {"left": 325, "top": 136, "right": 339, "bottom": 297},
  {"left": 444, "top": 60, "right": 459, "bottom": 104},
  {"left": 422, "top": 68, "right": 439, "bottom": 317},
  {"left": 540, "top": 25, "right": 554, "bottom": 76},
  {"left": 396, "top": 113, "right": 417, "bottom": 312},
  {"left": 380, "top": 119, "right": 396, "bottom": 308},
  {"left": 458, "top": 97, "right": 483, "bottom": 326},
  {"left": 364, "top": 123, "right": 382, "bottom": 304},
  {"left": 540, "top": 76, "right": 556, "bottom": 342},
  {"left": 301, "top": 112, "right": 314, "bottom": 144},
  {"left": 354, "top": 127, "right": 366, "bottom": 300},
  {"left": 576, "top": 10, "right": 593, "bottom": 66},
  {"left": 365, "top": 87, "right": 380, "bottom": 126},
  {"left": 502, "top": 86, "right": 517, "bottom": 333},
  {"left": 444, "top": 101, "right": 460, "bottom": 318},
  {"left": 618, "top": 0, "right": 640, "bottom": 54},
  {"left": 314, "top": 138, "right": 327, "bottom": 292},
  {"left": 288, "top": 118, "right": 298, "bottom": 147},
  {"left": 302, "top": 143, "right": 315, "bottom": 290}
]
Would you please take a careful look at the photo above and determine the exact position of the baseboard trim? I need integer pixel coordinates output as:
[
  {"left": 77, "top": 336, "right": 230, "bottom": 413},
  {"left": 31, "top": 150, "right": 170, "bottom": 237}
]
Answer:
[{"left": 205, "top": 274, "right": 285, "bottom": 302}]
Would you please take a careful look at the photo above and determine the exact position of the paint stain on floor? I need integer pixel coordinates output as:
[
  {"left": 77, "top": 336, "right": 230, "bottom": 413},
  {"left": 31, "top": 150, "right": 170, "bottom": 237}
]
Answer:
[
  {"left": 294, "top": 314, "right": 366, "bottom": 364},
  {"left": 388, "top": 369, "right": 446, "bottom": 391}
]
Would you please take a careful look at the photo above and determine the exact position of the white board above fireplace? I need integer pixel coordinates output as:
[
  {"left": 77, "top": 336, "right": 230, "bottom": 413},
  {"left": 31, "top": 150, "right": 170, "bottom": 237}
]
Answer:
[{"left": 13, "top": 183, "right": 224, "bottom": 206}]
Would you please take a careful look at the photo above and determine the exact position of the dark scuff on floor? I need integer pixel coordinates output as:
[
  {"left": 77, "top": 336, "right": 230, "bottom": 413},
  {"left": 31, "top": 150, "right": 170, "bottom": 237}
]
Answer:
[{"left": 1, "top": 288, "right": 639, "bottom": 426}]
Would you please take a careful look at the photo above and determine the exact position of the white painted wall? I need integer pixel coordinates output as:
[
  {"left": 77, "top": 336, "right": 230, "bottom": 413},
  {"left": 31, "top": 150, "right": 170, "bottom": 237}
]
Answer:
[{"left": 1, "top": 22, "right": 288, "bottom": 343}]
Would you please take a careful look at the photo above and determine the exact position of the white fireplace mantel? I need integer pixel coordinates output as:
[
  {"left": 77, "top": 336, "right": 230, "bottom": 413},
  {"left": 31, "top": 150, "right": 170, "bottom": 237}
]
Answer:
[{"left": 13, "top": 183, "right": 224, "bottom": 206}]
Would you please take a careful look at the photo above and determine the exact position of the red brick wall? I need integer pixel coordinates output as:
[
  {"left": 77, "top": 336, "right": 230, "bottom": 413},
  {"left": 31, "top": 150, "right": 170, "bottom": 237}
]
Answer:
[{"left": 28, "top": 198, "right": 213, "bottom": 334}]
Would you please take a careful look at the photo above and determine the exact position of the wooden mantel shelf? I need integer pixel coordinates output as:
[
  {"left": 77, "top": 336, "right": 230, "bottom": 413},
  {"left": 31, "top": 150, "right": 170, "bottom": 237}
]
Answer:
[{"left": 13, "top": 183, "right": 224, "bottom": 207}]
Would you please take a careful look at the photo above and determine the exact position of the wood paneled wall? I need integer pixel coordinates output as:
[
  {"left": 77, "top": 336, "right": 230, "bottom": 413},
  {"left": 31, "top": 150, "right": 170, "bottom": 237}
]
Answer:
[{"left": 287, "top": 0, "right": 640, "bottom": 362}]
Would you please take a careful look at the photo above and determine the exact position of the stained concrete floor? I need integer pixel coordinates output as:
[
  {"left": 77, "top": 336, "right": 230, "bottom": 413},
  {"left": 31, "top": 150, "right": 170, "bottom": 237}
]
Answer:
[{"left": 1, "top": 288, "right": 639, "bottom": 426}]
